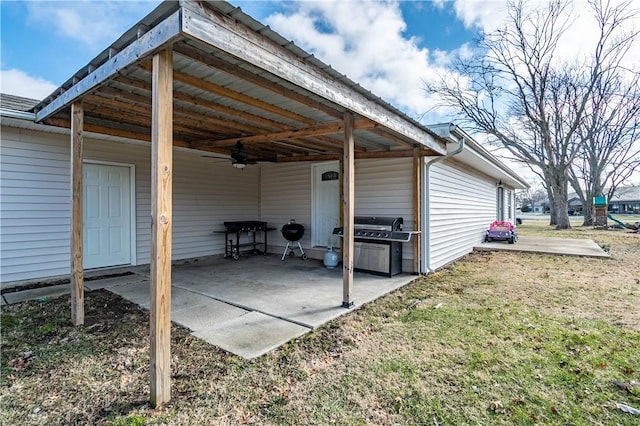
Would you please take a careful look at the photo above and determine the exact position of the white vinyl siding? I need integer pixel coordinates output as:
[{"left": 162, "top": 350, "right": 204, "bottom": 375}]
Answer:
[
  {"left": 261, "top": 158, "right": 415, "bottom": 265},
  {"left": 1, "top": 127, "right": 71, "bottom": 281},
  {"left": 172, "top": 152, "right": 259, "bottom": 260},
  {"left": 354, "top": 158, "right": 414, "bottom": 264},
  {"left": 2, "top": 121, "right": 523, "bottom": 283},
  {"left": 428, "top": 159, "right": 496, "bottom": 270},
  {"left": 1, "top": 125, "right": 260, "bottom": 283},
  {"left": 260, "top": 162, "right": 313, "bottom": 253}
]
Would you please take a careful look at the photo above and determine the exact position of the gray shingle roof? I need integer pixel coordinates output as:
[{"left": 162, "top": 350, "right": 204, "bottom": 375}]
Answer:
[
  {"left": 0, "top": 93, "right": 40, "bottom": 112},
  {"left": 611, "top": 185, "right": 640, "bottom": 202}
]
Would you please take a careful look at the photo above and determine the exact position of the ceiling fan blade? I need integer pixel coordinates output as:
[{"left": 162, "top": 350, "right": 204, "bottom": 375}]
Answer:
[{"left": 201, "top": 153, "right": 232, "bottom": 163}]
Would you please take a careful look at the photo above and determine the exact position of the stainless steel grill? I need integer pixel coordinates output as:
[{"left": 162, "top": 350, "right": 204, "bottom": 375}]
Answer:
[
  {"left": 333, "top": 216, "right": 416, "bottom": 277},
  {"left": 333, "top": 216, "right": 414, "bottom": 242}
]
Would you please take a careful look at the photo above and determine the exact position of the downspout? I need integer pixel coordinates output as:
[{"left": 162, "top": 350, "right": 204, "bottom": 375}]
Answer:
[{"left": 423, "top": 124, "right": 465, "bottom": 273}]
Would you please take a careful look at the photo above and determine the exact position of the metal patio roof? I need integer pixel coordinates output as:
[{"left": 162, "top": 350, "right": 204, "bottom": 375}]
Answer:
[{"left": 32, "top": 0, "right": 447, "bottom": 162}]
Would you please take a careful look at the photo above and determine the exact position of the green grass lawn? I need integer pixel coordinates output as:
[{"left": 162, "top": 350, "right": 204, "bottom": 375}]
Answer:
[{"left": 2, "top": 225, "right": 639, "bottom": 425}]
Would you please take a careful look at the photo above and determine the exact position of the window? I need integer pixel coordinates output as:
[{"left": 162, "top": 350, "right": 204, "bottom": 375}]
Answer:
[
  {"left": 497, "top": 186, "right": 504, "bottom": 221},
  {"left": 507, "top": 190, "right": 513, "bottom": 219}
]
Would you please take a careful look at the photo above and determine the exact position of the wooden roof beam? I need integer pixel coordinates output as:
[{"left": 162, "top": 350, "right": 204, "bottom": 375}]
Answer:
[
  {"left": 191, "top": 118, "right": 377, "bottom": 149},
  {"left": 276, "top": 148, "right": 432, "bottom": 162},
  {"left": 84, "top": 107, "right": 208, "bottom": 142},
  {"left": 113, "top": 75, "right": 296, "bottom": 132},
  {"left": 367, "top": 128, "right": 414, "bottom": 148},
  {"left": 43, "top": 116, "right": 189, "bottom": 147},
  {"left": 87, "top": 90, "right": 269, "bottom": 136},
  {"left": 138, "top": 63, "right": 318, "bottom": 126}
]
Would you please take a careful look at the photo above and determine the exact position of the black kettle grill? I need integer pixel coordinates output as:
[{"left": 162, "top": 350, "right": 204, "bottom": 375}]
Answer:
[{"left": 281, "top": 220, "right": 307, "bottom": 260}]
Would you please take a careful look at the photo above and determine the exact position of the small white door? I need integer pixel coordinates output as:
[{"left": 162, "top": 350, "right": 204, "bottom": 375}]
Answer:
[
  {"left": 84, "top": 163, "right": 132, "bottom": 269},
  {"left": 312, "top": 162, "right": 340, "bottom": 247}
]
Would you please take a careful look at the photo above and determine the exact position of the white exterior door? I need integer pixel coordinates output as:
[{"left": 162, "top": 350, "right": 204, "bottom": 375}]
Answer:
[
  {"left": 84, "top": 163, "right": 132, "bottom": 269},
  {"left": 312, "top": 162, "right": 340, "bottom": 247}
]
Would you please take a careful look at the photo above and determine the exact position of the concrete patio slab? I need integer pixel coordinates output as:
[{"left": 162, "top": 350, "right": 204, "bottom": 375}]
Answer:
[
  {"left": 85, "top": 273, "right": 147, "bottom": 290},
  {"left": 192, "top": 311, "right": 310, "bottom": 359},
  {"left": 172, "top": 300, "right": 248, "bottom": 331},
  {"left": 107, "top": 280, "right": 151, "bottom": 309},
  {"left": 2, "top": 254, "right": 418, "bottom": 359},
  {"left": 475, "top": 235, "right": 610, "bottom": 258},
  {"left": 172, "top": 256, "right": 413, "bottom": 328},
  {"left": 3, "top": 284, "right": 71, "bottom": 304}
]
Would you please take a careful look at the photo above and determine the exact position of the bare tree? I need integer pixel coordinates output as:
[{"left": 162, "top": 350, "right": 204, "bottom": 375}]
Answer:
[
  {"left": 425, "top": 0, "right": 638, "bottom": 229},
  {"left": 569, "top": 56, "right": 640, "bottom": 225},
  {"left": 517, "top": 182, "right": 548, "bottom": 211}
]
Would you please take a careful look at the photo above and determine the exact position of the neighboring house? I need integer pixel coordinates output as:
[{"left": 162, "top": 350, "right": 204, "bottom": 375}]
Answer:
[
  {"left": 567, "top": 186, "right": 640, "bottom": 215},
  {"left": 608, "top": 186, "right": 640, "bottom": 214},
  {"left": 532, "top": 199, "right": 550, "bottom": 213},
  {"left": 568, "top": 195, "right": 583, "bottom": 215},
  {"left": 0, "top": 0, "right": 527, "bottom": 286}
]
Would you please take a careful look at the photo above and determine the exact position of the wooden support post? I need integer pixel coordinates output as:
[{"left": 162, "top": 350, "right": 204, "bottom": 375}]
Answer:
[
  {"left": 413, "top": 146, "right": 422, "bottom": 274},
  {"left": 339, "top": 159, "right": 344, "bottom": 256},
  {"left": 150, "top": 48, "right": 173, "bottom": 407},
  {"left": 70, "top": 102, "right": 84, "bottom": 326},
  {"left": 342, "top": 112, "right": 355, "bottom": 308}
]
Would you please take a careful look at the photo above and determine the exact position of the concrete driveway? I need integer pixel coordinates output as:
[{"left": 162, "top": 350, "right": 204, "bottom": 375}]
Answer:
[
  {"left": 475, "top": 235, "right": 610, "bottom": 258},
  {"left": 80, "top": 255, "right": 417, "bottom": 359}
]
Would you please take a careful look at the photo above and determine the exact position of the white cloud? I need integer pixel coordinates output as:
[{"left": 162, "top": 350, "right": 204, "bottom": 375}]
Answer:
[
  {"left": 452, "top": 0, "right": 509, "bottom": 31},
  {"left": 0, "top": 69, "right": 57, "bottom": 100},
  {"left": 24, "top": 1, "right": 158, "bottom": 49},
  {"left": 264, "top": 1, "right": 456, "bottom": 123},
  {"left": 452, "top": 0, "right": 640, "bottom": 68}
]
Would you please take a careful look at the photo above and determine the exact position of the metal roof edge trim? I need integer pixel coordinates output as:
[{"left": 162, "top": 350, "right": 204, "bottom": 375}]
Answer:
[
  {"left": 34, "top": 8, "right": 183, "bottom": 122},
  {"left": 457, "top": 131, "right": 530, "bottom": 189},
  {"left": 429, "top": 123, "right": 529, "bottom": 189}
]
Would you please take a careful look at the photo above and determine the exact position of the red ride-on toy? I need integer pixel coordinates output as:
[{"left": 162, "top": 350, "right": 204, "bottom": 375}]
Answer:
[{"left": 485, "top": 220, "right": 517, "bottom": 244}]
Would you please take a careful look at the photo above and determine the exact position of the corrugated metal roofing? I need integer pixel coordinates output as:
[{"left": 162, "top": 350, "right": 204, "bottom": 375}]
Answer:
[
  {"left": 30, "top": 0, "right": 448, "bottom": 163},
  {"left": 0, "top": 94, "right": 39, "bottom": 112}
]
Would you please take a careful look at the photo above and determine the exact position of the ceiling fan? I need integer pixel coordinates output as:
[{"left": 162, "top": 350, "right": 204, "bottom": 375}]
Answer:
[
  {"left": 201, "top": 142, "right": 277, "bottom": 169},
  {"left": 229, "top": 142, "right": 276, "bottom": 169}
]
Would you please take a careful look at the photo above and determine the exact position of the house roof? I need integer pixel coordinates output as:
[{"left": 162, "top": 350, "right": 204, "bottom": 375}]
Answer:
[
  {"left": 429, "top": 123, "right": 529, "bottom": 189},
  {"left": 30, "top": 0, "right": 447, "bottom": 163},
  {"left": 1, "top": 93, "right": 39, "bottom": 112},
  {"left": 610, "top": 185, "right": 640, "bottom": 202}
]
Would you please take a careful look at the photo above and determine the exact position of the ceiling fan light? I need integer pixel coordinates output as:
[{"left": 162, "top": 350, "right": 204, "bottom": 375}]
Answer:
[{"left": 232, "top": 161, "right": 246, "bottom": 169}]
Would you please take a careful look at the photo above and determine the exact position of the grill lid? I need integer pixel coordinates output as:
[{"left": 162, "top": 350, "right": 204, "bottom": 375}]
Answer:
[
  {"left": 354, "top": 216, "right": 403, "bottom": 231},
  {"left": 332, "top": 217, "right": 417, "bottom": 242}
]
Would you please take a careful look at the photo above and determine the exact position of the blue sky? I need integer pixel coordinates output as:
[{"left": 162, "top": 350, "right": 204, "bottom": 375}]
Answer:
[{"left": 0, "top": 0, "right": 480, "bottom": 116}]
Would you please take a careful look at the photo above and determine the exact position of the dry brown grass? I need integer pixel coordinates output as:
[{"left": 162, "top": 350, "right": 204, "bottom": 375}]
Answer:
[
  {"left": 1, "top": 222, "right": 639, "bottom": 425},
  {"left": 510, "top": 220, "right": 640, "bottom": 329}
]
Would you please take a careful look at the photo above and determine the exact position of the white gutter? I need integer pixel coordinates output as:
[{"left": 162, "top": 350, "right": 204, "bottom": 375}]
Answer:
[
  {"left": 422, "top": 124, "right": 466, "bottom": 273},
  {"left": 0, "top": 109, "right": 36, "bottom": 121}
]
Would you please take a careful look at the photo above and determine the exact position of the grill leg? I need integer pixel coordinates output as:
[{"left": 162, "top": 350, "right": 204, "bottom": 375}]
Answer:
[
  {"left": 297, "top": 242, "right": 306, "bottom": 259},
  {"left": 281, "top": 242, "right": 291, "bottom": 261}
]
